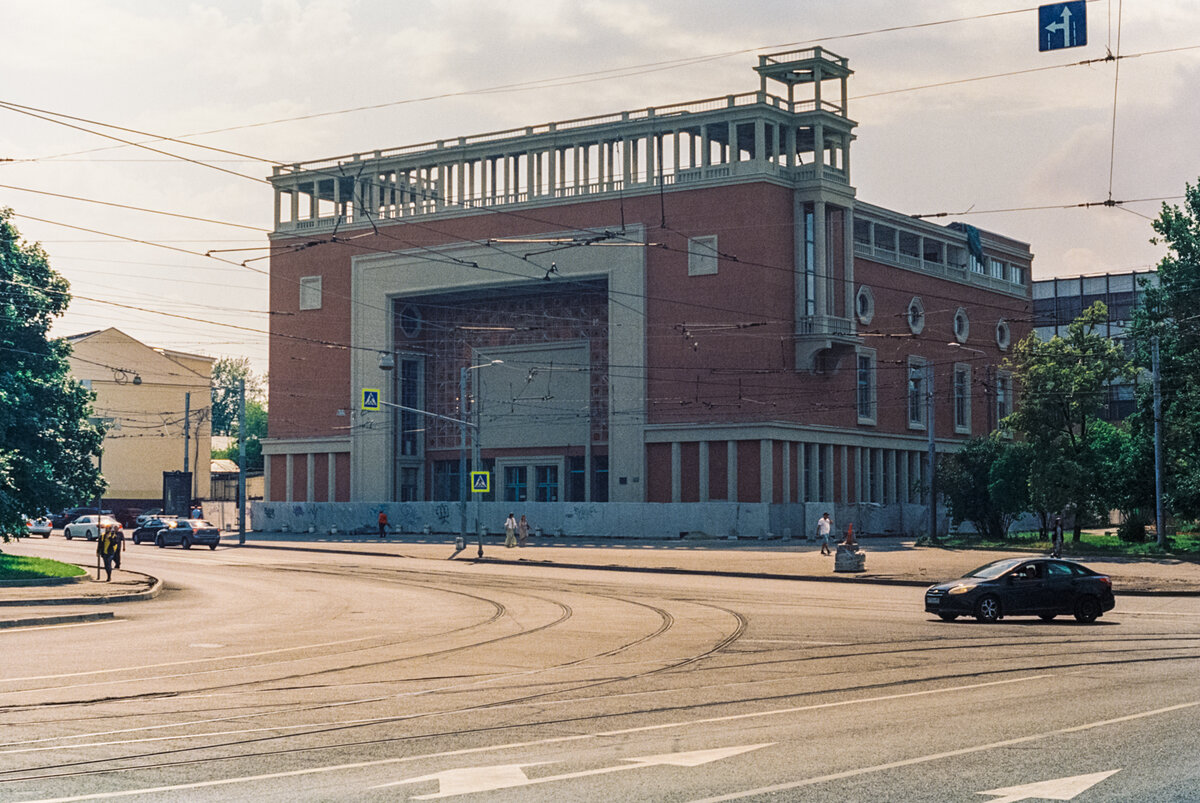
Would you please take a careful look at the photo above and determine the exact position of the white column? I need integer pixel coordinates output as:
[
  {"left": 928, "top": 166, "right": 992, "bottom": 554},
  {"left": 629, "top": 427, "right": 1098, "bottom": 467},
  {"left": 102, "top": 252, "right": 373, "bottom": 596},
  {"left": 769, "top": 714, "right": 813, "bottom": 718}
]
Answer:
[
  {"left": 698, "top": 441, "right": 710, "bottom": 502},
  {"left": 853, "top": 446, "right": 863, "bottom": 503},
  {"left": 328, "top": 453, "right": 337, "bottom": 503},
  {"left": 754, "top": 119, "right": 765, "bottom": 164},
  {"left": 814, "top": 201, "right": 828, "bottom": 317},
  {"left": 838, "top": 444, "right": 847, "bottom": 505},
  {"left": 898, "top": 450, "right": 909, "bottom": 504},
  {"left": 306, "top": 453, "right": 315, "bottom": 502},
  {"left": 760, "top": 439, "right": 772, "bottom": 504},
  {"left": 782, "top": 442, "right": 791, "bottom": 504},
  {"left": 727, "top": 441, "right": 738, "bottom": 502},
  {"left": 285, "top": 454, "right": 294, "bottom": 503},
  {"left": 671, "top": 442, "right": 682, "bottom": 503},
  {"left": 263, "top": 454, "right": 273, "bottom": 502}
]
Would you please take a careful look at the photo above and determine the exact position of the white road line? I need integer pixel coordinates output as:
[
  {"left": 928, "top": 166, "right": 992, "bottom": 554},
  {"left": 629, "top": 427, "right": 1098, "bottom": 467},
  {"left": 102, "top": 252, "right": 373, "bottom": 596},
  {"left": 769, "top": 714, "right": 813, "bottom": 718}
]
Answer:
[
  {"left": 0, "top": 620, "right": 118, "bottom": 635},
  {"left": 685, "top": 700, "right": 1200, "bottom": 802},
  {"left": 1, "top": 635, "right": 378, "bottom": 684},
  {"left": 11, "top": 674, "right": 1052, "bottom": 802}
]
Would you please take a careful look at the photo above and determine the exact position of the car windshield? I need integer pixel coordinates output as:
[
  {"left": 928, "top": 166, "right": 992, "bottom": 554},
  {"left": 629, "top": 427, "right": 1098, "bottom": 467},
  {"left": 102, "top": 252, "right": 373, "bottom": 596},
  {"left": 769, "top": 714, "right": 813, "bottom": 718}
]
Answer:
[{"left": 963, "top": 558, "right": 1024, "bottom": 580}]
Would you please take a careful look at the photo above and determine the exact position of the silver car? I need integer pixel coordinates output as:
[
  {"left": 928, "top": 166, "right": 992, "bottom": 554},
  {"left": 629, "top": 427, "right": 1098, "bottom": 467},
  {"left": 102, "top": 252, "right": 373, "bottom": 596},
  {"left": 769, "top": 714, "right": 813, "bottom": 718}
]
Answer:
[{"left": 64, "top": 515, "right": 121, "bottom": 541}]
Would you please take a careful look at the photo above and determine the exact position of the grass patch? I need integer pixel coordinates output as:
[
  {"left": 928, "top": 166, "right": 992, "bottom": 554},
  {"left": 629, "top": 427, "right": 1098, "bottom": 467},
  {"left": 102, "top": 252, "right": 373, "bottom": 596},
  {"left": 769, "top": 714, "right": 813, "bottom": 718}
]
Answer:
[
  {"left": 0, "top": 553, "right": 87, "bottom": 582},
  {"left": 936, "top": 530, "right": 1200, "bottom": 561}
]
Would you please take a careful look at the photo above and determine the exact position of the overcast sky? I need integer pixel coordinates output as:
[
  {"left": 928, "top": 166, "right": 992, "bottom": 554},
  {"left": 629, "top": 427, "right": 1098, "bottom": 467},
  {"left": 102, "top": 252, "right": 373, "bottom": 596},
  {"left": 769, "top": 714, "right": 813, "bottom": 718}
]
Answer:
[{"left": 2, "top": 0, "right": 1198, "bottom": 376}]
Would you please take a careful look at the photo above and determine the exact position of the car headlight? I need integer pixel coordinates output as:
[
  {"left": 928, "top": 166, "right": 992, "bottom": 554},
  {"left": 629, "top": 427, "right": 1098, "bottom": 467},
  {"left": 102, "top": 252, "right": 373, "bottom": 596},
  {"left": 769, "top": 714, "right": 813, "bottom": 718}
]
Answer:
[{"left": 948, "top": 585, "right": 974, "bottom": 595}]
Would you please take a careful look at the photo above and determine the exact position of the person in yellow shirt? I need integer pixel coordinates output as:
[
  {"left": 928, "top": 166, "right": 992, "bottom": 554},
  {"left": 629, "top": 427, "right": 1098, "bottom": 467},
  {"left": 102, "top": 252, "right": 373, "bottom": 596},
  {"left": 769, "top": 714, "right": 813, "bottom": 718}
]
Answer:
[{"left": 96, "top": 522, "right": 125, "bottom": 582}]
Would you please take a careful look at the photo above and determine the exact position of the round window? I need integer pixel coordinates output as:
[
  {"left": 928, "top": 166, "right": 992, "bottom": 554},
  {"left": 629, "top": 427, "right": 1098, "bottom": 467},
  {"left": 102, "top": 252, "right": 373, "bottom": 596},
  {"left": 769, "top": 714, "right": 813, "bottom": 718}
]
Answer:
[
  {"left": 856, "top": 286, "right": 875, "bottom": 325},
  {"left": 996, "top": 319, "right": 1011, "bottom": 350},
  {"left": 907, "top": 297, "right": 925, "bottom": 335},
  {"left": 954, "top": 308, "right": 970, "bottom": 343}
]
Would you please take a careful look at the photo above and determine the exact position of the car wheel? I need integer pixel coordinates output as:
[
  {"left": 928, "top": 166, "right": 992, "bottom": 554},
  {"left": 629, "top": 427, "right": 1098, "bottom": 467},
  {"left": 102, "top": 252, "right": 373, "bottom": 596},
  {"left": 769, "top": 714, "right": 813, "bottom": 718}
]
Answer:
[
  {"left": 209, "top": 544, "right": 217, "bottom": 550},
  {"left": 65, "top": 532, "right": 72, "bottom": 540},
  {"left": 86, "top": 529, "right": 94, "bottom": 541},
  {"left": 156, "top": 535, "right": 165, "bottom": 548},
  {"left": 938, "top": 613, "right": 958, "bottom": 622},
  {"left": 975, "top": 595, "right": 1001, "bottom": 623},
  {"left": 1039, "top": 614, "right": 1057, "bottom": 621},
  {"left": 181, "top": 537, "right": 192, "bottom": 550},
  {"left": 42, "top": 533, "right": 50, "bottom": 538},
  {"left": 1074, "top": 596, "right": 1101, "bottom": 624}
]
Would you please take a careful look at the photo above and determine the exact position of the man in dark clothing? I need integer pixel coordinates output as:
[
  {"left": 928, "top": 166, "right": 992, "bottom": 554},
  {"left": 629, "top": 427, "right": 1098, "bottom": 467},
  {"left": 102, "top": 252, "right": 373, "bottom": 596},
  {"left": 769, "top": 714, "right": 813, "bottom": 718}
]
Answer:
[{"left": 97, "top": 523, "right": 125, "bottom": 582}]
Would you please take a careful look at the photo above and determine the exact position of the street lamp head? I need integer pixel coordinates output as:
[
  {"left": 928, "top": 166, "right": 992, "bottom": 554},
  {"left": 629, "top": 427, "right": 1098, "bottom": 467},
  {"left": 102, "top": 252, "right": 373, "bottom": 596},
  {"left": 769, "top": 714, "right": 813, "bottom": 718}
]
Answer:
[{"left": 378, "top": 351, "right": 395, "bottom": 371}]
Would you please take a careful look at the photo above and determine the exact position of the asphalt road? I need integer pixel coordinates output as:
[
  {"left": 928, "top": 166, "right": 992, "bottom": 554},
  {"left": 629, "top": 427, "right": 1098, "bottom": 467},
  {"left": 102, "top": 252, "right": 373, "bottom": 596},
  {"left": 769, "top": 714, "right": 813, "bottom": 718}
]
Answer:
[{"left": 3, "top": 538, "right": 1199, "bottom": 802}]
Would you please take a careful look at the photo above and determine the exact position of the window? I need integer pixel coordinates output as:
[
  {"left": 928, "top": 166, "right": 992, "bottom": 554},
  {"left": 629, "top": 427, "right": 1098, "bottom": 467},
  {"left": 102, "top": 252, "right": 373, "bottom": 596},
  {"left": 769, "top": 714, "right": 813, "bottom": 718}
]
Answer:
[
  {"left": 953, "top": 308, "right": 970, "bottom": 343},
  {"left": 432, "top": 460, "right": 461, "bottom": 501},
  {"left": 398, "top": 359, "right": 421, "bottom": 457},
  {"left": 954, "top": 364, "right": 971, "bottom": 433},
  {"left": 996, "top": 371, "right": 1013, "bottom": 425},
  {"left": 995, "top": 319, "right": 1012, "bottom": 351},
  {"left": 855, "top": 286, "right": 875, "bottom": 325},
  {"left": 398, "top": 304, "right": 422, "bottom": 338},
  {"left": 908, "top": 358, "right": 928, "bottom": 428},
  {"left": 536, "top": 465, "right": 559, "bottom": 502},
  {"left": 299, "top": 275, "right": 322, "bottom": 310},
  {"left": 592, "top": 455, "right": 609, "bottom": 502},
  {"left": 568, "top": 455, "right": 586, "bottom": 501},
  {"left": 803, "top": 206, "right": 816, "bottom": 315},
  {"left": 990, "top": 259, "right": 1005, "bottom": 280},
  {"left": 857, "top": 350, "right": 876, "bottom": 423},
  {"left": 907, "top": 297, "right": 925, "bottom": 335},
  {"left": 399, "top": 467, "right": 419, "bottom": 502},
  {"left": 504, "top": 466, "right": 528, "bottom": 502},
  {"left": 1008, "top": 264, "right": 1025, "bottom": 285},
  {"left": 687, "top": 235, "right": 718, "bottom": 276}
]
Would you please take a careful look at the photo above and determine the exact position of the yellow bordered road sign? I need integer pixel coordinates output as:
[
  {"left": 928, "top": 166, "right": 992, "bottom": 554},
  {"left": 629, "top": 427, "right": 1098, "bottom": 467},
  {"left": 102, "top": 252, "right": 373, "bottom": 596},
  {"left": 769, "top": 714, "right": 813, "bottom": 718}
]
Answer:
[
  {"left": 361, "top": 388, "right": 381, "bottom": 411},
  {"left": 471, "top": 471, "right": 491, "bottom": 493}
]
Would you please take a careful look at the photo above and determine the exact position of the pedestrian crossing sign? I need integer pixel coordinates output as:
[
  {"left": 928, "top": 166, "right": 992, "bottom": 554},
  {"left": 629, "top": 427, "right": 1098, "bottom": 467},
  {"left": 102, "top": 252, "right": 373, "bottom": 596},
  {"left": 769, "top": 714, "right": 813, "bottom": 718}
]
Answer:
[
  {"left": 471, "top": 471, "right": 491, "bottom": 493},
  {"left": 361, "top": 388, "right": 381, "bottom": 411}
]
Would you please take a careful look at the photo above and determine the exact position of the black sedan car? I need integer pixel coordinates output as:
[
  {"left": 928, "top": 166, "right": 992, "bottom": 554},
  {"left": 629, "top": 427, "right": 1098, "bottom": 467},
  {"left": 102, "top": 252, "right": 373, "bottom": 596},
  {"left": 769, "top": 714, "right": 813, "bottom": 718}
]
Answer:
[
  {"left": 925, "top": 557, "right": 1114, "bottom": 623},
  {"left": 131, "top": 516, "right": 177, "bottom": 545}
]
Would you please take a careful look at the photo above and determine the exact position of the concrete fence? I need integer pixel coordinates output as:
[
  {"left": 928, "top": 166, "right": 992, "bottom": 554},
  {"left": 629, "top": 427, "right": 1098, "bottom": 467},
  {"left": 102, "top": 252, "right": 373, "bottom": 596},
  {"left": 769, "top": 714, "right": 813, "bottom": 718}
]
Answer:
[{"left": 251, "top": 500, "right": 944, "bottom": 540}]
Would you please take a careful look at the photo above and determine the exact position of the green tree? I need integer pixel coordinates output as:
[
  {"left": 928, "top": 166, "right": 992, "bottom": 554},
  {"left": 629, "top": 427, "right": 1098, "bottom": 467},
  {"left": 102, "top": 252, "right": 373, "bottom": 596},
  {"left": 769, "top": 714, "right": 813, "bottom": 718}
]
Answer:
[
  {"left": 1004, "top": 301, "right": 1135, "bottom": 540},
  {"left": 210, "top": 356, "right": 265, "bottom": 436},
  {"left": 938, "top": 437, "right": 1031, "bottom": 541},
  {"left": 214, "top": 399, "right": 266, "bottom": 472},
  {"left": 0, "top": 208, "right": 105, "bottom": 540},
  {"left": 1130, "top": 179, "right": 1200, "bottom": 521}
]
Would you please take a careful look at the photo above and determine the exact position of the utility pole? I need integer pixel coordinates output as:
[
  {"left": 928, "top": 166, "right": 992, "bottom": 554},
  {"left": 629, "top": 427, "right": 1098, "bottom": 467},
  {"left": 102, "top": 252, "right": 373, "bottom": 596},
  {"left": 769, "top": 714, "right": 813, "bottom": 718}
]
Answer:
[
  {"left": 183, "top": 392, "right": 191, "bottom": 473},
  {"left": 926, "top": 361, "right": 937, "bottom": 542},
  {"left": 238, "top": 378, "right": 247, "bottom": 544},
  {"left": 459, "top": 367, "right": 468, "bottom": 542},
  {"left": 1152, "top": 336, "right": 1166, "bottom": 548}
]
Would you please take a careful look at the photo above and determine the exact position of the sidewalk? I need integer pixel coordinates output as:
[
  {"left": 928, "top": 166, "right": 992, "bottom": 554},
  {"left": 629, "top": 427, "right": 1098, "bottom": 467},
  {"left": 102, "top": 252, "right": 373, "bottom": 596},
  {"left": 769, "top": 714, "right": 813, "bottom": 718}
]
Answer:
[
  {"left": 239, "top": 532, "right": 1200, "bottom": 595},
  {"left": 4, "top": 534, "right": 1197, "bottom": 628}
]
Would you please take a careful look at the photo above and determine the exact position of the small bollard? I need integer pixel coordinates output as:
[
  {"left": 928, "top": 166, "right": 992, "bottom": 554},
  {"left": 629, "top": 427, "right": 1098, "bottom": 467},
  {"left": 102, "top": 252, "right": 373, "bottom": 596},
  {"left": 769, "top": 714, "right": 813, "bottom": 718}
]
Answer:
[
  {"left": 422, "top": 524, "right": 431, "bottom": 535},
  {"left": 455, "top": 536, "right": 464, "bottom": 551}
]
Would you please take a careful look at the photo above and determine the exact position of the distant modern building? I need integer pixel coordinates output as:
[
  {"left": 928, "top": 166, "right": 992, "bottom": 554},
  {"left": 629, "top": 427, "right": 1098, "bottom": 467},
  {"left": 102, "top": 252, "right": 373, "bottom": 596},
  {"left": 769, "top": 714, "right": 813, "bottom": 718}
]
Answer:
[
  {"left": 67, "top": 328, "right": 213, "bottom": 513},
  {"left": 261, "top": 48, "right": 1033, "bottom": 536},
  {"left": 1032, "top": 270, "right": 1156, "bottom": 420}
]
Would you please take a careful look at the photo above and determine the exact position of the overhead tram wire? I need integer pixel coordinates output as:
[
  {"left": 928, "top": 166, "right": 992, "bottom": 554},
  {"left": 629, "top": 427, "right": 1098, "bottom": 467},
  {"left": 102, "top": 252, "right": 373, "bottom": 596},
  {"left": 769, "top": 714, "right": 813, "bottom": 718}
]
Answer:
[{"left": 0, "top": 183, "right": 269, "bottom": 232}]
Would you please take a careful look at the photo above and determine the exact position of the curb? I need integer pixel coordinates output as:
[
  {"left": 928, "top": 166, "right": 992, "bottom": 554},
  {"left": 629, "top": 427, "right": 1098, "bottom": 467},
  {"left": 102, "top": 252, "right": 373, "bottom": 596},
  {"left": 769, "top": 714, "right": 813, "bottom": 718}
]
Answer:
[
  {"left": 0, "top": 573, "right": 162, "bottom": 607},
  {"left": 0, "top": 611, "right": 115, "bottom": 629},
  {"left": 0, "top": 574, "right": 90, "bottom": 587}
]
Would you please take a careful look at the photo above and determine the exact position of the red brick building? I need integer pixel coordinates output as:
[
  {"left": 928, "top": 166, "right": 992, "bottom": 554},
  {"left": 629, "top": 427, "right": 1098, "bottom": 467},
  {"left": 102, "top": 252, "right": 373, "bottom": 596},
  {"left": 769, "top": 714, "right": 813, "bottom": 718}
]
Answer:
[{"left": 263, "top": 48, "right": 1031, "bottom": 536}]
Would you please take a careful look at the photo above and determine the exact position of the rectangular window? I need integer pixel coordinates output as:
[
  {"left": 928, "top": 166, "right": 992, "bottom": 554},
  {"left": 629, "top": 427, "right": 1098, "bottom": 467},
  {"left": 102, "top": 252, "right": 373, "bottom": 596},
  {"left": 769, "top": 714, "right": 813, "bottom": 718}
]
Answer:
[
  {"left": 591, "top": 455, "right": 609, "bottom": 502},
  {"left": 996, "top": 372, "right": 1013, "bottom": 426},
  {"left": 567, "top": 455, "right": 586, "bottom": 501},
  {"left": 857, "top": 351, "right": 876, "bottom": 423},
  {"left": 990, "top": 259, "right": 1005, "bottom": 280},
  {"left": 399, "top": 359, "right": 420, "bottom": 457},
  {"left": 536, "top": 465, "right": 559, "bottom": 502},
  {"left": 687, "top": 235, "right": 719, "bottom": 276},
  {"left": 399, "top": 467, "right": 419, "bottom": 502},
  {"left": 299, "top": 275, "right": 322, "bottom": 310},
  {"left": 432, "top": 460, "right": 461, "bottom": 501},
  {"left": 503, "top": 466, "right": 528, "bottom": 502},
  {"left": 804, "top": 205, "right": 816, "bottom": 315},
  {"left": 908, "top": 358, "right": 927, "bottom": 428},
  {"left": 954, "top": 365, "right": 971, "bottom": 433}
]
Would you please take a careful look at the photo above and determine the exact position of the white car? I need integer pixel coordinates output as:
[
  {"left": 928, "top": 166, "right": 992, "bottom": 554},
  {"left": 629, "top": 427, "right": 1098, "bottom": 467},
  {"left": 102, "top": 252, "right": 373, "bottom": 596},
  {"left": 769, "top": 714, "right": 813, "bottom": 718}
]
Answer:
[
  {"left": 64, "top": 515, "right": 121, "bottom": 541},
  {"left": 26, "top": 516, "right": 53, "bottom": 537}
]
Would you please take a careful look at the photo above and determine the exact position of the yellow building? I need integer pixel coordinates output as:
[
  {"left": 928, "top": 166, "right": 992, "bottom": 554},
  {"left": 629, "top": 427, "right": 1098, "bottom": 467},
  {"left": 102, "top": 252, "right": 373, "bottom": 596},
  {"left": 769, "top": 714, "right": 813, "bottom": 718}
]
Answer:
[{"left": 67, "top": 328, "right": 213, "bottom": 512}]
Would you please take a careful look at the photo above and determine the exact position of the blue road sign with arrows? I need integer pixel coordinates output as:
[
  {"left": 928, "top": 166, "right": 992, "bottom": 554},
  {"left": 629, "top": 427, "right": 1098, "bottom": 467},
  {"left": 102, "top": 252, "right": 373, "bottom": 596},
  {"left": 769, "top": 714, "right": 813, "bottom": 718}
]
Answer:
[{"left": 1039, "top": 2, "right": 1087, "bottom": 52}]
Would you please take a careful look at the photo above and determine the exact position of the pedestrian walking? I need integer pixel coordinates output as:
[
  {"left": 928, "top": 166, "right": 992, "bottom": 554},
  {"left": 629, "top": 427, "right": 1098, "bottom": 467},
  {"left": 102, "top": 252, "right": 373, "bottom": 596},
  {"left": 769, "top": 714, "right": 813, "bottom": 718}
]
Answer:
[
  {"left": 96, "top": 522, "right": 124, "bottom": 582},
  {"left": 1052, "top": 515, "right": 1064, "bottom": 558},
  {"left": 190, "top": 503, "right": 202, "bottom": 519},
  {"left": 504, "top": 513, "right": 518, "bottom": 548},
  {"left": 377, "top": 511, "right": 389, "bottom": 538},
  {"left": 517, "top": 514, "right": 530, "bottom": 547},
  {"left": 817, "top": 512, "right": 834, "bottom": 556}
]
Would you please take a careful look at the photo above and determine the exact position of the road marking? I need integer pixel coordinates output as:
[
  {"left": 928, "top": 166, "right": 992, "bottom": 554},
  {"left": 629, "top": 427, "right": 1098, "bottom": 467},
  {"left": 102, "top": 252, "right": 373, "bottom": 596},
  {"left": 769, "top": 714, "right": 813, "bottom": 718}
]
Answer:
[
  {"left": 379, "top": 744, "right": 772, "bottom": 798},
  {"left": 10, "top": 675, "right": 1051, "bottom": 802},
  {"left": 1, "top": 635, "right": 377, "bottom": 683},
  {"left": 686, "top": 702, "right": 1196, "bottom": 802},
  {"left": 0, "top": 620, "right": 118, "bottom": 635},
  {"left": 978, "top": 769, "right": 1120, "bottom": 802}
]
